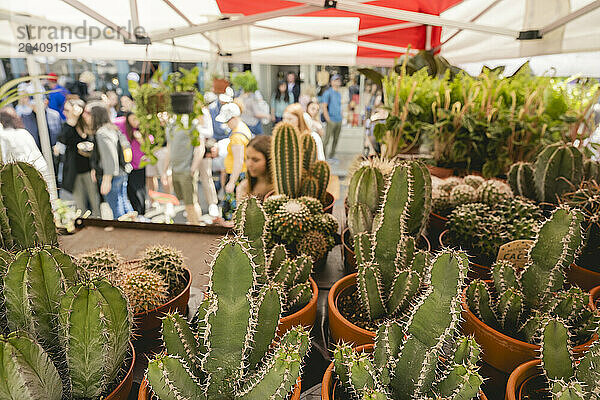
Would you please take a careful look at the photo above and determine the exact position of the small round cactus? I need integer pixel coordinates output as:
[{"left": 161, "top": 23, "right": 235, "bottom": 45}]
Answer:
[
  {"left": 297, "top": 230, "right": 330, "bottom": 261},
  {"left": 450, "top": 184, "right": 479, "bottom": 207},
  {"left": 438, "top": 176, "right": 463, "bottom": 192},
  {"left": 77, "top": 247, "right": 123, "bottom": 271},
  {"left": 140, "top": 245, "right": 187, "bottom": 294},
  {"left": 463, "top": 174, "right": 485, "bottom": 189},
  {"left": 118, "top": 267, "right": 169, "bottom": 313},
  {"left": 311, "top": 213, "right": 338, "bottom": 235},
  {"left": 477, "top": 179, "right": 513, "bottom": 205},
  {"left": 297, "top": 196, "right": 323, "bottom": 214},
  {"left": 262, "top": 194, "right": 290, "bottom": 215},
  {"left": 432, "top": 188, "right": 453, "bottom": 215},
  {"left": 271, "top": 199, "right": 312, "bottom": 242}
]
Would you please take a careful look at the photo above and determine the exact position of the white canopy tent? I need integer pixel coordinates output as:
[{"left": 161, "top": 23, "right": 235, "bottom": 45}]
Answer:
[{"left": 0, "top": 0, "right": 598, "bottom": 72}]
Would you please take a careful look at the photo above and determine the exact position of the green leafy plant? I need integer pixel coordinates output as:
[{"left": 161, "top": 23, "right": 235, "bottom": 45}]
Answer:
[
  {"left": 0, "top": 75, "right": 56, "bottom": 109},
  {"left": 230, "top": 70, "right": 258, "bottom": 92},
  {"left": 334, "top": 249, "right": 484, "bottom": 399},
  {"left": 145, "top": 238, "right": 311, "bottom": 400}
]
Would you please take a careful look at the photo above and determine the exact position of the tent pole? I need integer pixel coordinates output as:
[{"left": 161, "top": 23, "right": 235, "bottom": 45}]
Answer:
[
  {"left": 541, "top": 0, "right": 600, "bottom": 35},
  {"left": 26, "top": 56, "right": 58, "bottom": 201},
  {"left": 62, "top": 0, "right": 133, "bottom": 41}
]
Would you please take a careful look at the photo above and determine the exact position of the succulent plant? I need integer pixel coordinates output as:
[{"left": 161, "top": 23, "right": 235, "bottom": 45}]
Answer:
[
  {"left": 537, "top": 318, "right": 600, "bottom": 398},
  {"left": 347, "top": 163, "right": 386, "bottom": 233},
  {"left": 117, "top": 267, "right": 169, "bottom": 313},
  {"left": 334, "top": 249, "right": 483, "bottom": 399},
  {"left": 583, "top": 159, "right": 600, "bottom": 182},
  {"left": 0, "top": 248, "right": 13, "bottom": 333},
  {"left": 508, "top": 162, "right": 537, "bottom": 200},
  {"left": 77, "top": 247, "right": 123, "bottom": 272},
  {"left": 0, "top": 161, "right": 57, "bottom": 250},
  {"left": 477, "top": 179, "right": 513, "bottom": 205},
  {"left": 271, "top": 122, "right": 331, "bottom": 205},
  {"left": 431, "top": 187, "right": 453, "bottom": 215},
  {"left": 463, "top": 174, "right": 485, "bottom": 188},
  {"left": 140, "top": 245, "right": 187, "bottom": 294},
  {"left": 437, "top": 176, "right": 463, "bottom": 192},
  {"left": 446, "top": 197, "right": 542, "bottom": 263},
  {"left": 297, "top": 230, "right": 331, "bottom": 263},
  {"left": 466, "top": 207, "right": 598, "bottom": 344},
  {"left": 145, "top": 238, "right": 311, "bottom": 400},
  {"left": 560, "top": 180, "right": 600, "bottom": 272},
  {"left": 449, "top": 184, "right": 478, "bottom": 207}
]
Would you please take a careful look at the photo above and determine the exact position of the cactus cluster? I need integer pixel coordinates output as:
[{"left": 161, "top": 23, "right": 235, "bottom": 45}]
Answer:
[
  {"left": 446, "top": 196, "right": 542, "bottom": 264},
  {"left": 139, "top": 245, "right": 187, "bottom": 294},
  {"left": 0, "top": 161, "right": 57, "bottom": 250},
  {"left": 536, "top": 318, "right": 600, "bottom": 399},
  {"left": 560, "top": 180, "right": 600, "bottom": 272},
  {"left": 508, "top": 142, "right": 587, "bottom": 203},
  {"left": 77, "top": 247, "right": 123, "bottom": 282},
  {"left": 466, "top": 207, "right": 599, "bottom": 344},
  {"left": 117, "top": 267, "right": 169, "bottom": 313},
  {"left": 334, "top": 249, "right": 483, "bottom": 399},
  {"left": 432, "top": 174, "right": 513, "bottom": 215},
  {"left": 262, "top": 195, "right": 337, "bottom": 261},
  {"left": 145, "top": 238, "right": 311, "bottom": 400},
  {"left": 234, "top": 197, "right": 317, "bottom": 312},
  {"left": 271, "top": 122, "right": 331, "bottom": 205}
]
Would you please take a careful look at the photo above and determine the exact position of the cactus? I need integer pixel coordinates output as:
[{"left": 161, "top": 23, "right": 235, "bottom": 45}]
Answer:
[
  {"left": 534, "top": 143, "right": 584, "bottom": 203},
  {"left": 297, "top": 230, "right": 330, "bottom": 262},
  {"left": 270, "top": 199, "right": 312, "bottom": 242},
  {"left": 2, "top": 246, "right": 78, "bottom": 362},
  {"left": 271, "top": 122, "right": 302, "bottom": 198},
  {"left": 117, "top": 267, "right": 169, "bottom": 313},
  {"left": 0, "top": 161, "right": 57, "bottom": 250},
  {"left": 307, "top": 160, "right": 330, "bottom": 204},
  {"left": 0, "top": 332, "right": 63, "bottom": 400},
  {"left": 583, "top": 159, "right": 600, "bottom": 182},
  {"left": 347, "top": 165, "right": 385, "bottom": 214},
  {"left": 300, "top": 133, "right": 317, "bottom": 173},
  {"left": 0, "top": 248, "right": 12, "bottom": 333},
  {"left": 508, "top": 162, "right": 536, "bottom": 199},
  {"left": 139, "top": 245, "right": 187, "bottom": 294},
  {"left": 431, "top": 188, "right": 453, "bottom": 215},
  {"left": 77, "top": 247, "right": 123, "bottom": 272},
  {"left": 465, "top": 207, "right": 595, "bottom": 344},
  {"left": 438, "top": 176, "right": 463, "bottom": 192},
  {"left": 146, "top": 238, "right": 310, "bottom": 400},
  {"left": 262, "top": 193, "right": 289, "bottom": 215},
  {"left": 536, "top": 317, "right": 600, "bottom": 399},
  {"left": 450, "top": 184, "right": 478, "bottom": 206},
  {"left": 335, "top": 249, "right": 483, "bottom": 399},
  {"left": 297, "top": 196, "right": 323, "bottom": 215},
  {"left": 58, "top": 279, "right": 132, "bottom": 399},
  {"left": 463, "top": 174, "right": 485, "bottom": 189},
  {"left": 477, "top": 179, "right": 513, "bottom": 204},
  {"left": 348, "top": 203, "right": 373, "bottom": 236}
]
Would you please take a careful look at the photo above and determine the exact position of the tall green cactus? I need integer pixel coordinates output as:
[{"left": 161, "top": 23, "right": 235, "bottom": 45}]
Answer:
[
  {"left": 146, "top": 238, "right": 311, "bottom": 400},
  {"left": 0, "top": 248, "right": 12, "bottom": 333},
  {"left": 58, "top": 279, "right": 132, "bottom": 399},
  {"left": 533, "top": 143, "right": 584, "bottom": 203},
  {"left": 271, "top": 122, "right": 302, "bottom": 198},
  {"left": 348, "top": 203, "right": 373, "bottom": 237},
  {"left": 2, "top": 246, "right": 78, "bottom": 361},
  {"left": 0, "top": 332, "right": 63, "bottom": 400},
  {"left": 508, "top": 161, "right": 536, "bottom": 199},
  {"left": 308, "top": 160, "right": 330, "bottom": 204},
  {"left": 334, "top": 249, "right": 482, "bottom": 399},
  {"left": 233, "top": 196, "right": 267, "bottom": 269},
  {"left": 583, "top": 159, "right": 600, "bottom": 182},
  {"left": 347, "top": 165, "right": 385, "bottom": 212},
  {"left": 0, "top": 161, "right": 57, "bottom": 250},
  {"left": 300, "top": 133, "right": 317, "bottom": 173}
]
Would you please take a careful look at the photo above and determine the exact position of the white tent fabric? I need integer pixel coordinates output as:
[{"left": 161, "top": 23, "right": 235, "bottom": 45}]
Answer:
[{"left": 0, "top": 0, "right": 599, "bottom": 69}]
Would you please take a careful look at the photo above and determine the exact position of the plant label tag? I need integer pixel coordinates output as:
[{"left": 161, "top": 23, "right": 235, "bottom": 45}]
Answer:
[{"left": 496, "top": 240, "right": 534, "bottom": 270}]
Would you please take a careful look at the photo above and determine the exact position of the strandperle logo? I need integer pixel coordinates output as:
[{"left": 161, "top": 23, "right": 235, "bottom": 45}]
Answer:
[{"left": 16, "top": 20, "right": 147, "bottom": 45}]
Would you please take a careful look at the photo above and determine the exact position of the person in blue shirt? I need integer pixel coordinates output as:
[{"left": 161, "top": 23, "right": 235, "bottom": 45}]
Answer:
[
  {"left": 320, "top": 74, "right": 343, "bottom": 160},
  {"left": 206, "top": 91, "right": 230, "bottom": 141},
  {"left": 20, "top": 96, "right": 62, "bottom": 150},
  {"left": 46, "top": 73, "right": 70, "bottom": 120}
]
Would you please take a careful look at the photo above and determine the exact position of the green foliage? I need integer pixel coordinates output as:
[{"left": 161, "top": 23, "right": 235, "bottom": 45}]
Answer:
[
  {"left": 0, "top": 75, "right": 56, "bottom": 110},
  {"left": 230, "top": 70, "right": 258, "bottom": 92},
  {"left": 146, "top": 238, "right": 310, "bottom": 400}
]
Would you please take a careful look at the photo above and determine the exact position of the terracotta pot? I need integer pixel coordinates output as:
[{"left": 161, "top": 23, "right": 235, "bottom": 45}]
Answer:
[
  {"left": 105, "top": 342, "right": 135, "bottom": 400},
  {"left": 461, "top": 285, "right": 599, "bottom": 374},
  {"left": 264, "top": 191, "right": 335, "bottom": 214},
  {"left": 321, "top": 344, "right": 488, "bottom": 400},
  {"left": 590, "top": 285, "right": 600, "bottom": 309},
  {"left": 328, "top": 273, "right": 375, "bottom": 346},
  {"left": 427, "top": 165, "right": 454, "bottom": 178},
  {"left": 277, "top": 277, "right": 318, "bottom": 336},
  {"left": 134, "top": 267, "right": 192, "bottom": 332},
  {"left": 439, "top": 230, "right": 491, "bottom": 281},
  {"left": 567, "top": 263, "right": 600, "bottom": 292},
  {"left": 505, "top": 359, "right": 541, "bottom": 400},
  {"left": 212, "top": 78, "right": 229, "bottom": 94},
  {"left": 138, "top": 375, "right": 301, "bottom": 399},
  {"left": 428, "top": 212, "right": 448, "bottom": 249}
]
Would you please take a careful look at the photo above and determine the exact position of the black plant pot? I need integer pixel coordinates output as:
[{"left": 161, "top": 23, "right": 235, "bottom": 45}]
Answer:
[{"left": 171, "top": 92, "right": 195, "bottom": 114}]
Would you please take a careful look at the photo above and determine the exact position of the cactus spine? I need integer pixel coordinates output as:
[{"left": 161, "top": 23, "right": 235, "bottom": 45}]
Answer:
[
  {"left": 508, "top": 162, "right": 537, "bottom": 199},
  {"left": 0, "top": 161, "right": 57, "bottom": 250},
  {"left": 534, "top": 143, "right": 584, "bottom": 203},
  {"left": 272, "top": 122, "right": 302, "bottom": 198},
  {"left": 146, "top": 238, "right": 311, "bottom": 400}
]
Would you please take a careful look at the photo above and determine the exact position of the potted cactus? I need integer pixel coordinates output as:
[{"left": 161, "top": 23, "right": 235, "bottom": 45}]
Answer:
[
  {"left": 330, "top": 162, "right": 433, "bottom": 345},
  {"left": 270, "top": 121, "right": 334, "bottom": 211},
  {"left": 463, "top": 206, "right": 600, "bottom": 373},
  {"left": 234, "top": 197, "right": 320, "bottom": 332},
  {"left": 324, "top": 249, "right": 488, "bottom": 400},
  {"left": 506, "top": 317, "right": 600, "bottom": 399},
  {"left": 139, "top": 237, "right": 310, "bottom": 400}
]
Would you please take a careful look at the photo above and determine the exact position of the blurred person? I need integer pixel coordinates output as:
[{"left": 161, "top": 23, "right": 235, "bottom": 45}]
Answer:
[
  {"left": 321, "top": 74, "right": 343, "bottom": 160},
  {"left": 306, "top": 101, "right": 324, "bottom": 137},
  {"left": 46, "top": 73, "right": 70, "bottom": 120},
  {"left": 0, "top": 107, "right": 57, "bottom": 203},
  {"left": 114, "top": 112, "right": 146, "bottom": 215},
  {"left": 163, "top": 115, "right": 203, "bottom": 225},
  {"left": 57, "top": 99, "right": 100, "bottom": 216},
  {"left": 270, "top": 81, "right": 293, "bottom": 124},
  {"left": 206, "top": 91, "right": 229, "bottom": 141},
  {"left": 216, "top": 102, "right": 252, "bottom": 220},
  {"left": 240, "top": 90, "right": 269, "bottom": 135},
  {"left": 287, "top": 72, "right": 300, "bottom": 102},
  {"left": 20, "top": 95, "right": 62, "bottom": 150},
  {"left": 236, "top": 135, "right": 273, "bottom": 202},
  {"left": 117, "top": 95, "right": 134, "bottom": 117},
  {"left": 196, "top": 108, "right": 220, "bottom": 218},
  {"left": 283, "top": 103, "right": 325, "bottom": 160},
  {"left": 106, "top": 91, "right": 119, "bottom": 120},
  {"left": 84, "top": 102, "right": 134, "bottom": 219}
]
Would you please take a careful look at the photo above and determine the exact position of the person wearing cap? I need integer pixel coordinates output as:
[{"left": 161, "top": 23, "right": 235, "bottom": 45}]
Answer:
[
  {"left": 216, "top": 102, "right": 252, "bottom": 220},
  {"left": 46, "top": 73, "right": 70, "bottom": 120},
  {"left": 321, "top": 74, "right": 343, "bottom": 160},
  {"left": 206, "top": 90, "right": 229, "bottom": 142}
]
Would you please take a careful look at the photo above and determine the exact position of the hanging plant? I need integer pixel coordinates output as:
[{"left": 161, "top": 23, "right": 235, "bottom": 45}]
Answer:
[{"left": 165, "top": 66, "right": 204, "bottom": 148}]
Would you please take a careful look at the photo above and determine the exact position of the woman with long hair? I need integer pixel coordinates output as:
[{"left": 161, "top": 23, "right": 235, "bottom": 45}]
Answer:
[
  {"left": 114, "top": 111, "right": 146, "bottom": 215},
  {"left": 236, "top": 135, "right": 273, "bottom": 202},
  {"left": 84, "top": 102, "right": 134, "bottom": 219},
  {"left": 283, "top": 103, "right": 325, "bottom": 160},
  {"left": 270, "top": 81, "right": 293, "bottom": 123},
  {"left": 57, "top": 98, "right": 101, "bottom": 216}
]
